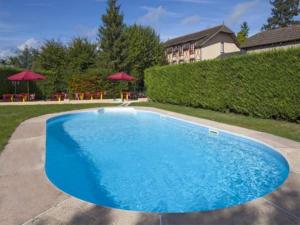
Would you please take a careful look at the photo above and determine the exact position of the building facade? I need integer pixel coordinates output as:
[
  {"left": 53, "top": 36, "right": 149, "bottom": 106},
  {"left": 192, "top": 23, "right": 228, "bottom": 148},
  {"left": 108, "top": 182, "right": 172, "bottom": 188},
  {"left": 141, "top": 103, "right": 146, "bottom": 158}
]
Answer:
[
  {"left": 241, "top": 25, "right": 300, "bottom": 53},
  {"left": 164, "top": 25, "right": 240, "bottom": 64}
]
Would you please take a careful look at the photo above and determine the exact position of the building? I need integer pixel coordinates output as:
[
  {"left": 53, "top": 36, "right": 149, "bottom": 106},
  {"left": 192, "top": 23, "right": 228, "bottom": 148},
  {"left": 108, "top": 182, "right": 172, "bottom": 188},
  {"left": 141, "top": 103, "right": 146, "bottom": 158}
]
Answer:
[
  {"left": 164, "top": 25, "right": 240, "bottom": 64},
  {"left": 241, "top": 25, "right": 300, "bottom": 52}
]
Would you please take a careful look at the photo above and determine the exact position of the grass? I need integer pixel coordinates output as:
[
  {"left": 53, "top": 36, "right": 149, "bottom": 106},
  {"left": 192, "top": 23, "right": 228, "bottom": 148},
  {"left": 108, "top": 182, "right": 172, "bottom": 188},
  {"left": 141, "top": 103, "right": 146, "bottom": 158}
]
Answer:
[
  {"left": 131, "top": 102, "right": 300, "bottom": 142},
  {"left": 0, "top": 103, "right": 117, "bottom": 153}
]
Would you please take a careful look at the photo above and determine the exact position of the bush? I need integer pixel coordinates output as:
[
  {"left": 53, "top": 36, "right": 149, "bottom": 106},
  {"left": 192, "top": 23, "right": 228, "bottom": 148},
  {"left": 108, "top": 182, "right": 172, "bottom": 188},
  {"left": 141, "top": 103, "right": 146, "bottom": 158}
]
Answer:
[
  {"left": 145, "top": 48, "right": 300, "bottom": 122},
  {"left": 0, "top": 66, "right": 57, "bottom": 99},
  {"left": 68, "top": 74, "right": 103, "bottom": 94}
]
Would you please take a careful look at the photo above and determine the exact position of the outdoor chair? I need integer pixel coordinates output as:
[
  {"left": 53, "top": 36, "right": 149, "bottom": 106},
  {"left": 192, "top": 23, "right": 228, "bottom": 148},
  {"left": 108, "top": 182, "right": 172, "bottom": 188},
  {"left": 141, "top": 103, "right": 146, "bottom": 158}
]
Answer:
[
  {"left": 51, "top": 93, "right": 65, "bottom": 101},
  {"left": 29, "top": 94, "right": 35, "bottom": 101},
  {"left": 14, "top": 93, "right": 29, "bottom": 102},
  {"left": 128, "top": 92, "right": 138, "bottom": 100},
  {"left": 94, "top": 92, "right": 104, "bottom": 100},
  {"left": 84, "top": 92, "right": 93, "bottom": 100},
  {"left": 2, "top": 94, "right": 14, "bottom": 102}
]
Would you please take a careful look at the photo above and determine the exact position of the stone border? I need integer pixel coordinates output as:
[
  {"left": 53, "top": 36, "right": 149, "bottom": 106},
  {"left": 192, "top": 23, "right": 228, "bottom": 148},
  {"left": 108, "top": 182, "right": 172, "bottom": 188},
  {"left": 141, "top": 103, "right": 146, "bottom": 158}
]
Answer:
[{"left": 0, "top": 107, "right": 299, "bottom": 225}]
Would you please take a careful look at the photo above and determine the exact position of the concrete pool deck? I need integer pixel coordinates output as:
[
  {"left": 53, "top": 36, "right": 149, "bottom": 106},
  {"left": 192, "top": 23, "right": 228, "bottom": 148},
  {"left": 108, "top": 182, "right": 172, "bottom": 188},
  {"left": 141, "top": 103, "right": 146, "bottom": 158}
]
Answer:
[{"left": 0, "top": 107, "right": 299, "bottom": 225}]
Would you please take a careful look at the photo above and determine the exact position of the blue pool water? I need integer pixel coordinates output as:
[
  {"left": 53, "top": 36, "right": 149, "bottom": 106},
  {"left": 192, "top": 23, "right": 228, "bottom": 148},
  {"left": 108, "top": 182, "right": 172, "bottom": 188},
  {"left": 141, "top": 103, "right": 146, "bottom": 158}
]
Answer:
[{"left": 46, "top": 108, "right": 289, "bottom": 213}]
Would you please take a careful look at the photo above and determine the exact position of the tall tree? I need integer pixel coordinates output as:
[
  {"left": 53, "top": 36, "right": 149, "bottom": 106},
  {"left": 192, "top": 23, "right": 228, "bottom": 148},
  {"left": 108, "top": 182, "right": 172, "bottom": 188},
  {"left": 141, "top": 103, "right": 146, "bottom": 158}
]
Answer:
[
  {"left": 67, "top": 37, "right": 97, "bottom": 74},
  {"left": 37, "top": 40, "right": 68, "bottom": 92},
  {"left": 237, "top": 22, "right": 250, "bottom": 45},
  {"left": 8, "top": 47, "right": 39, "bottom": 69},
  {"left": 98, "top": 0, "right": 126, "bottom": 73},
  {"left": 262, "top": 0, "right": 300, "bottom": 30},
  {"left": 123, "top": 24, "right": 165, "bottom": 89},
  {"left": 37, "top": 39, "right": 67, "bottom": 71}
]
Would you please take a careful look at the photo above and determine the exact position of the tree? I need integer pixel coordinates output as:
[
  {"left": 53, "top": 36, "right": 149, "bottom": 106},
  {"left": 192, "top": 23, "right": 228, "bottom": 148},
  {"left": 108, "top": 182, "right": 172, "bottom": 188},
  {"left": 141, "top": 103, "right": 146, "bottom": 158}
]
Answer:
[
  {"left": 37, "top": 39, "right": 67, "bottom": 71},
  {"left": 8, "top": 47, "right": 39, "bottom": 69},
  {"left": 262, "top": 0, "right": 300, "bottom": 30},
  {"left": 37, "top": 40, "right": 68, "bottom": 92},
  {"left": 237, "top": 22, "right": 250, "bottom": 45},
  {"left": 67, "top": 37, "right": 97, "bottom": 74},
  {"left": 98, "top": 0, "right": 127, "bottom": 73},
  {"left": 123, "top": 24, "right": 165, "bottom": 89}
]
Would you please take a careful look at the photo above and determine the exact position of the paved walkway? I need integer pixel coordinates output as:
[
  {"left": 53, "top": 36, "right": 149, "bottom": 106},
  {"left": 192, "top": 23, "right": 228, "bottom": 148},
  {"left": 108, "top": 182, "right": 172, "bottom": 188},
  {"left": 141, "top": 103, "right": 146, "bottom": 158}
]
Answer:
[
  {"left": 0, "top": 107, "right": 299, "bottom": 225},
  {"left": 0, "top": 98, "right": 148, "bottom": 106}
]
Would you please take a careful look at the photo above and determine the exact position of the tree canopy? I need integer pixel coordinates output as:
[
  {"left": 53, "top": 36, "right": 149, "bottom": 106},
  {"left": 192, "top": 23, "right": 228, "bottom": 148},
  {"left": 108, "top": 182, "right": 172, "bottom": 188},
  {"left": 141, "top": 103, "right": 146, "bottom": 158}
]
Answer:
[
  {"left": 67, "top": 37, "right": 97, "bottom": 74},
  {"left": 123, "top": 24, "right": 165, "bottom": 89},
  {"left": 237, "top": 22, "right": 250, "bottom": 45},
  {"left": 37, "top": 39, "right": 68, "bottom": 92},
  {"left": 8, "top": 47, "right": 39, "bottom": 69},
  {"left": 262, "top": 0, "right": 300, "bottom": 30},
  {"left": 98, "top": 0, "right": 126, "bottom": 73}
]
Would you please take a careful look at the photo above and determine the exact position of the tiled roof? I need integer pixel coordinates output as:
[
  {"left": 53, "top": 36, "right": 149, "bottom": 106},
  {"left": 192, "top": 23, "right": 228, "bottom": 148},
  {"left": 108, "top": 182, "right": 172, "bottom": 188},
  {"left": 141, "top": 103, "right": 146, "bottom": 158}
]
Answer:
[
  {"left": 241, "top": 25, "right": 300, "bottom": 49},
  {"left": 164, "top": 25, "right": 235, "bottom": 48}
]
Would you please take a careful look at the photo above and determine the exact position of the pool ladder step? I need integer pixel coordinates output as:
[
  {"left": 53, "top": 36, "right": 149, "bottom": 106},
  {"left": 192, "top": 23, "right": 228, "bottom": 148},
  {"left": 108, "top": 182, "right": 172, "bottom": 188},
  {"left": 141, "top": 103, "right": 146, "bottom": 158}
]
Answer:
[
  {"left": 121, "top": 102, "right": 130, "bottom": 107},
  {"left": 209, "top": 129, "right": 219, "bottom": 135}
]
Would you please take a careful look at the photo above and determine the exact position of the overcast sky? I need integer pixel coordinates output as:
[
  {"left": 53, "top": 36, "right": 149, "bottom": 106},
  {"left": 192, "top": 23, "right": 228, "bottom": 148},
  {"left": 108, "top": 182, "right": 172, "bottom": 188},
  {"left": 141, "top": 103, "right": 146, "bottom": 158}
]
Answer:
[{"left": 0, "top": 0, "right": 275, "bottom": 58}]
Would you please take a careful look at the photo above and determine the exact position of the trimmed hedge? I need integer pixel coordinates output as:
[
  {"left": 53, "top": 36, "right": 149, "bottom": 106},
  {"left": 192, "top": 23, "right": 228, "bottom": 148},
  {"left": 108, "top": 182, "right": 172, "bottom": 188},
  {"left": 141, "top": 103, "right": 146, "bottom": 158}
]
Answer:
[
  {"left": 0, "top": 66, "right": 57, "bottom": 99},
  {"left": 145, "top": 48, "right": 300, "bottom": 122}
]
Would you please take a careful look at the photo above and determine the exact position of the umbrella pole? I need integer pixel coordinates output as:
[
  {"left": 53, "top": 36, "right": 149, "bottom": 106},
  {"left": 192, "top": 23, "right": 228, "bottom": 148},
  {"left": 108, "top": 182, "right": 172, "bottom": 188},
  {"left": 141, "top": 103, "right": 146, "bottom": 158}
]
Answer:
[{"left": 27, "top": 81, "right": 30, "bottom": 95}]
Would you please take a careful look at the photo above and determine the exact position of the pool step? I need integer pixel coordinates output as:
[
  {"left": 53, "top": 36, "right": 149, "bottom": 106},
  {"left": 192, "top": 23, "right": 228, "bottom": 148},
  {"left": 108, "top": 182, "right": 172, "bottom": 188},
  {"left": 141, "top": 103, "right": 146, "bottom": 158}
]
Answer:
[{"left": 209, "top": 129, "right": 219, "bottom": 135}]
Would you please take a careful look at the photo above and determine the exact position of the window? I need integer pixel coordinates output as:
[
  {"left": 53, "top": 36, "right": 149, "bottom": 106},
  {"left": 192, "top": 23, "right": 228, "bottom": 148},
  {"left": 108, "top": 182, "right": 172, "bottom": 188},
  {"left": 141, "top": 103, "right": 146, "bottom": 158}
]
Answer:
[
  {"left": 221, "top": 42, "right": 225, "bottom": 54},
  {"left": 190, "top": 43, "right": 195, "bottom": 54},
  {"left": 179, "top": 46, "right": 184, "bottom": 56}
]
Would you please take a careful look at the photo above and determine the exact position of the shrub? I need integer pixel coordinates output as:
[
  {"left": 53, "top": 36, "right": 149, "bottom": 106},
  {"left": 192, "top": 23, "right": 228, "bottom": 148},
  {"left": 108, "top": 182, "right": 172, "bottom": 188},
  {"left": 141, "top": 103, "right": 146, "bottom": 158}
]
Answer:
[
  {"left": 145, "top": 48, "right": 300, "bottom": 122},
  {"left": 68, "top": 74, "right": 103, "bottom": 94}
]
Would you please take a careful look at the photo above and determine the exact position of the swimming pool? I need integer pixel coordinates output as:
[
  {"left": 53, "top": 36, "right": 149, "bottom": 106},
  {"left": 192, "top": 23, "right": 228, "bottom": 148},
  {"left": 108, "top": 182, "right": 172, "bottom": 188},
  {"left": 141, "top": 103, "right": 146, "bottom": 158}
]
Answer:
[{"left": 46, "top": 108, "right": 289, "bottom": 213}]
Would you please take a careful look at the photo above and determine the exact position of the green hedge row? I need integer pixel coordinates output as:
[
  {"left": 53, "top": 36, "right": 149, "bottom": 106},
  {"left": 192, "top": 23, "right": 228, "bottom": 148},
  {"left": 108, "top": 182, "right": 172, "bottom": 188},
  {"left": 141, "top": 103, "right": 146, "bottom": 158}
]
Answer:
[
  {"left": 0, "top": 67, "right": 57, "bottom": 99},
  {"left": 145, "top": 48, "right": 300, "bottom": 122}
]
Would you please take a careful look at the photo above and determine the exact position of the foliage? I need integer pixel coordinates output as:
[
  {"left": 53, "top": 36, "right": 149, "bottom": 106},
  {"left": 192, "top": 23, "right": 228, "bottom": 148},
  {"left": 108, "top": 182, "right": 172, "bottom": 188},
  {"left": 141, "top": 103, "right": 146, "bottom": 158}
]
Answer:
[
  {"left": 68, "top": 73, "right": 103, "bottom": 94},
  {"left": 237, "top": 22, "right": 250, "bottom": 45},
  {"left": 0, "top": 67, "right": 22, "bottom": 95},
  {"left": 36, "top": 39, "right": 68, "bottom": 92},
  {"left": 8, "top": 47, "right": 39, "bottom": 69},
  {"left": 98, "top": 0, "right": 127, "bottom": 73},
  {"left": 67, "top": 37, "right": 97, "bottom": 74},
  {"left": 123, "top": 24, "right": 166, "bottom": 89},
  {"left": 262, "top": 0, "right": 300, "bottom": 30},
  {"left": 37, "top": 39, "right": 67, "bottom": 71},
  {"left": 145, "top": 48, "right": 300, "bottom": 122}
]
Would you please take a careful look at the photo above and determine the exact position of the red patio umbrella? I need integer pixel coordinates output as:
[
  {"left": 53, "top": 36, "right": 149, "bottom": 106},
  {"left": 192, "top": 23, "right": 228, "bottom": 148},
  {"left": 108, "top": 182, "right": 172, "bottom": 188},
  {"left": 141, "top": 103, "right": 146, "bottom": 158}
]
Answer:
[
  {"left": 107, "top": 72, "right": 135, "bottom": 100},
  {"left": 107, "top": 72, "right": 135, "bottom": 81},
  {"left": 8, "top": 70, "right": 46, "bottom": 94}
]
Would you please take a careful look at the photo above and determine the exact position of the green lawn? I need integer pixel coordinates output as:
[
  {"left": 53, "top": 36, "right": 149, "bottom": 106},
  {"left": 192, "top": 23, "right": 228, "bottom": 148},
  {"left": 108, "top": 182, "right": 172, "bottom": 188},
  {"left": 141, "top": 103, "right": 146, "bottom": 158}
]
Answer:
[
  {"left": 0, "top": 104, "right": 117, "bottom": 153},
  {"left": 131, "top": 102, "right": 300, "bottom": 142}
]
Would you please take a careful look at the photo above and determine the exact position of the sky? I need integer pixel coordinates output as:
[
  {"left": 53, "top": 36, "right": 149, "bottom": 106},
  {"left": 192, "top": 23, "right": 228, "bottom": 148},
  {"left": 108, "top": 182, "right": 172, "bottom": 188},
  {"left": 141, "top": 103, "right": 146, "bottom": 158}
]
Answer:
[{"left": 0, "top": 0, "right": 273, "bottom": 58}]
